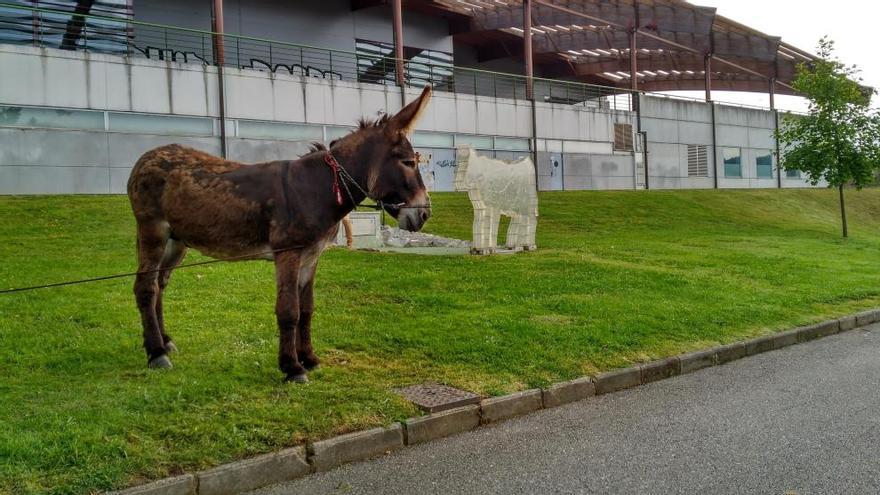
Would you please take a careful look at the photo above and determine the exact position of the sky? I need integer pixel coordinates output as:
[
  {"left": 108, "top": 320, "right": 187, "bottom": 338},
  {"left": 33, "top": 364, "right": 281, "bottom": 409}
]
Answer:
[{"left": 666, "top": 0, "right": 878, "bottom": 112}]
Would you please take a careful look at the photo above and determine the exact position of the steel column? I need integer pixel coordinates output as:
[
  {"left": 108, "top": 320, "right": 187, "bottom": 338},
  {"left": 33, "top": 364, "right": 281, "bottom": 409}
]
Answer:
[
  {"left": 704, "top": 54, "right": 712, "bottom": 102},
  {"left": 523, "top": 0, "right": 534, "bottom": 99},
  {"left": 392, "top": 0, "right": 405, "bottom": 88},
  {"left": 769, "top": 77, "right": 776, "bottom": 110},
  {"left": 212, "top": 0, "right": 227, "bottom": 158}
]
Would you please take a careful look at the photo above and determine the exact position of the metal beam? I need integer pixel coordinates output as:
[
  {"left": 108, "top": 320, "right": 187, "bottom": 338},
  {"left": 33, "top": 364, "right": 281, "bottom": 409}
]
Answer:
[
  {"left": 212, "top": 0, "right": 227, "bottom": 158},
  {"left": 704, "top": 54, "right": 712, "bottom": 101},
  {"left": 392, "top": 0, "right": 405, "bottom": 88},
  {"left": 530, "top": 0, "right": 794, "bottom": 92},
  {"left": 524, "top": 0, "right": 534, "bottom": 99}
]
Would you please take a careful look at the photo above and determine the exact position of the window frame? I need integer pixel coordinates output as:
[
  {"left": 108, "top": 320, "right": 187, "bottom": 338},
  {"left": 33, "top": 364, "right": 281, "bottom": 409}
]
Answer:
[
  {"left": 756, "top": 151, "right": 774, "bottom": 179},
  {"left": 722, "top": 147, "right": 742, "bottom": 178}
]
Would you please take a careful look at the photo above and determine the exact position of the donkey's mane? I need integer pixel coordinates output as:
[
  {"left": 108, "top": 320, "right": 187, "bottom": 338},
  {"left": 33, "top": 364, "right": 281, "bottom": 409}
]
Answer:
[
  {"left": 358, "top": 114, "right": 391, "bottom": 129},
  {"left": 298, "top": 114, "right": 390, "bottom": 158}
]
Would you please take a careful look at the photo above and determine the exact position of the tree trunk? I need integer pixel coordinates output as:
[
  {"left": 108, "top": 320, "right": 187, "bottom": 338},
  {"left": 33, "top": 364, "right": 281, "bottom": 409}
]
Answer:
[
  {"left": 60, "top": 0, "right": 95, "bottom": 51},
  {"left": 838, "top": 184, "right": 848, "bottom": 238}
]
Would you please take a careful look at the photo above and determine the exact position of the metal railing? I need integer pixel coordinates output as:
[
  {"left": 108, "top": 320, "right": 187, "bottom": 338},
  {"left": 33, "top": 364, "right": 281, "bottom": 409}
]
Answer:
[{"left": 0, "top": 2, "right": 635, "bottom": 111}]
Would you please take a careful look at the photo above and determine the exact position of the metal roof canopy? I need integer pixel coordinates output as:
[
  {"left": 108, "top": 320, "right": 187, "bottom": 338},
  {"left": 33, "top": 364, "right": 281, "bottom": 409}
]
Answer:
[{"left": 409, "top": 0, "right": 820, "bottom": 97}]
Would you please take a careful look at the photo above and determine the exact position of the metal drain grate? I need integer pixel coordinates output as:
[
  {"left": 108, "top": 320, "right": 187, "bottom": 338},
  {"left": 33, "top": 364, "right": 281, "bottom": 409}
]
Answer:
[{"left": 394, "top": 383, "right": 481, "bottom": 413}]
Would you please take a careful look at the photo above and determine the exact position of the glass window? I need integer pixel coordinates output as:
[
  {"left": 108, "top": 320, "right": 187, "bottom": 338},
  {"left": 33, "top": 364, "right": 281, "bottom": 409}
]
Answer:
[
  {"left": 109, "top": 112, "right": 213, "bottom": 136},
  {"left": 756, "top": 152, "right": 773, "bottom": 179},
  {"left": 236, "top": 120, "right": 322, "bottom": 140},
  {"left": 0, "top": 1, "right": 132, "bottom": 55},
  {"left": 723, "top": 147, "right": 742, "bottom": 178},
  {"left": 494, "top": 137, "right": 531, "bottom": 151},
  {"left": 455, "top": 134, "right": 493, "bottom": 149},
  {"left": 412, "top": 131, "right": 454, "bottom": 148},
  {"left": 356, "top": 39, "right": 453, "bottom": 89},
  {"left": 325, "top": 126, "right": 354, "bottom": 141},
  {"left": 786, "top": 169, "right": 801, "bottom": 179},
  {"left": 0, "top": 105, "right": 104, "bottom": 130}
]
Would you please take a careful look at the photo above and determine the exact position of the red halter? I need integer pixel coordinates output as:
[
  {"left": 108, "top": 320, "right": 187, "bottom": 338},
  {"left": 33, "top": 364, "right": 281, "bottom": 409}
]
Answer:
[{"left": 324, "top": 152, "right": 345, "bottom": 206}]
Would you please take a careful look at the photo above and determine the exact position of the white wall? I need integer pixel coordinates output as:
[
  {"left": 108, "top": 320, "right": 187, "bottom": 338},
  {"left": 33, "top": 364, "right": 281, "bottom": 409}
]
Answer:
[
  {"left": 0, "top": 43, "right": 629, "bottom": 194},
  {"left": 640, "top": 95, "right": 818, "bottom": 190}
]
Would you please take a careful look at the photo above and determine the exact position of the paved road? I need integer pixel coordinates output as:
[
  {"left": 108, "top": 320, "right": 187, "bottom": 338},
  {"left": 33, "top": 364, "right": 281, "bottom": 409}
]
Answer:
[{"left": 253, "top": 324, "right": 880, "bottom": 495}]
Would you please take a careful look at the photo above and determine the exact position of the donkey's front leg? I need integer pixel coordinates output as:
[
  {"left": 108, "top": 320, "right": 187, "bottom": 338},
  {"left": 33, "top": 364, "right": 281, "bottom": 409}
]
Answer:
[
  {"left": 274, "top": 251, "right": 308, "bottom": 383},
  {"left": 297, "top": 261, "right": 320, "bottom": 371}
]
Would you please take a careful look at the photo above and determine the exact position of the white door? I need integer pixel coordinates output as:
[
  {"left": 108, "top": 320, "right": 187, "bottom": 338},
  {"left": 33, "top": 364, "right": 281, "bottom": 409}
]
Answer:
[{"left": 548, "top": 153, "right": 564, "bottom": 190}]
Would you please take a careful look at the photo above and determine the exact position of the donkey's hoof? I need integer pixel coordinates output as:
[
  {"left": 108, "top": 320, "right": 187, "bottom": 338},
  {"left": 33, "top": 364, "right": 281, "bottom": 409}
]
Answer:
[
  {"left": 301, "top": 355, "right": 320, "bottom": 371},
  {"left": 165, "top": 341, "right": 178, "bottom": 353},
  {"left": 285, "top": 373, "right": 309, "bottom": 384},
  {"left": 148, "top": 354, "right": 173, "bottom": 369}
]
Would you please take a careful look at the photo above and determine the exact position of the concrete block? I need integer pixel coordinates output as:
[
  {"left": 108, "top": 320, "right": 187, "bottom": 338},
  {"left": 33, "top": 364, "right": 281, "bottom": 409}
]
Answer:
[
  {"left": 109, "top": 475, "right": 195, "bottom": 495},
  {"left": 639, "top": 358, "right": 681, "bottom": 384},
  {"left": 769, "top": 329, "right": 800, "bottom": 349},
  {"left": 715, "top": 342, "right": 746, "bottom": 364},
  {"left": 480, "top": 389, "right": 543, "bottom": 424},
  {"left": 679, "top": 349, "right": 717, "bottom": 374},
  {"left": 542, "top": 377, "right": 595, "bottom": 408},
  {"left": 855, "top": 310, "right": 880, "bottom": 327},
  {"left": 838, "top": 315, "right": 858, "bottom": 332},
  {"left": 309, "top": 424, "right": 404, "bottom": 472},
  {"left": 594, "top": 367, "right": 641, "bottom": 395},
  {"left": 797, "top": 320, "right": 840, "bottom": 343},
  {"left": 197, "top": 447, "right": 309, "bottom": 495},
  {"left": 405, "top": 405, "right": 480, "bottom": 445},
  {"left": 744, "top": 335, "right": 776, "bottom": 356}
]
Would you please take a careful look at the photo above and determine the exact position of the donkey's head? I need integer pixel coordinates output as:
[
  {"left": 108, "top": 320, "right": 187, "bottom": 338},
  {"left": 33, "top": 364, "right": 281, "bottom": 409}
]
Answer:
[{"left": 331, "top": 86, "right": 433, "bottom": 231}]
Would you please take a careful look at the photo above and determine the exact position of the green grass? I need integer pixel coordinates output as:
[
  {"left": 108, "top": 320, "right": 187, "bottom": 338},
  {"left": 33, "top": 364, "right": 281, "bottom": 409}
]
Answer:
[{"left": 1, "top": 188, "right": 879, "bottom": 494}]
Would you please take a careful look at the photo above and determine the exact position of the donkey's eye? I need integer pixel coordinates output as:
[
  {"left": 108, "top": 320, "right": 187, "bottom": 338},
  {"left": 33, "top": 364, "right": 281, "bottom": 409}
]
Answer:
[{"left": 402, "top": 159, "right": 417, "bottom": 168}]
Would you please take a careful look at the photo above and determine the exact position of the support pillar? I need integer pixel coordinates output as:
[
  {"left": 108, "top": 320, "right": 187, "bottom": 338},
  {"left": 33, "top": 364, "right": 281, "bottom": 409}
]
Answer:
[
  {"left": 523, "top": 0, "right": 534, "bottom": 100},
  {"left": 392, "top": 0, "right": 405, "bottom": 89},
  {"left": 212, "top": 0, "right": 227, "bottom": 158},
  {"left": 704, "top": 54, "right": 712, "bottom": 102},
  {"left": 523, "top": 0, "right": 539, "bottom": 191}
]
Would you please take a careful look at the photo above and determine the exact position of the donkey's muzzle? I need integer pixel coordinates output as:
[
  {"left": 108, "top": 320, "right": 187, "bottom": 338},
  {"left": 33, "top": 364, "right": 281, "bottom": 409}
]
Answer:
[{"left": 397, "top": 204, "right": 432, "bottom": 232}]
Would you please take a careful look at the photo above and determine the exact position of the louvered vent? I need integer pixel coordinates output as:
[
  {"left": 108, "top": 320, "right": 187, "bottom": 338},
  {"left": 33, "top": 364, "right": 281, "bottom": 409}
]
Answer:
[
  {"left": 613, "top": 123, "right": 634, "bottom": 151},
  {"left": 687, "top": 145, "right": 708, "bottom": 177}
]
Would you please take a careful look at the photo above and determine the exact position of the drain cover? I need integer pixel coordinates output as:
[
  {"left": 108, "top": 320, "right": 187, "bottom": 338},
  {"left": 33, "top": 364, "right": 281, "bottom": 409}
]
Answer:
[{"left": 395, "top": 383, "right": 480, "bottom": 413}]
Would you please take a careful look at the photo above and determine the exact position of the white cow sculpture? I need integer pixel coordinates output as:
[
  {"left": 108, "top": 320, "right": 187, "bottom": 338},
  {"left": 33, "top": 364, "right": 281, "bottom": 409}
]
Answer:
[{"left": 454, "top": 146, "right": 538, "bottom": 254}]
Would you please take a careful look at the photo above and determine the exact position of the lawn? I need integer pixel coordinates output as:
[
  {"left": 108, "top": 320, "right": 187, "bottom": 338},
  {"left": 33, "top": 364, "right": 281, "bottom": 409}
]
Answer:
[{"left": 1, "top": 188, "right": 879, "bottom": 494}]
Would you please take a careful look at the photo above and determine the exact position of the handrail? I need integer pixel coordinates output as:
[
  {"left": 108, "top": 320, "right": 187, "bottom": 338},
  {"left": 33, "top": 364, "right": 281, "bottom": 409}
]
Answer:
[
  {"left": 0, "top": 2, "right": 632, "bottom": 96},
  {"left": 0, "top": 1, "right": 796, "bottom": 113}
]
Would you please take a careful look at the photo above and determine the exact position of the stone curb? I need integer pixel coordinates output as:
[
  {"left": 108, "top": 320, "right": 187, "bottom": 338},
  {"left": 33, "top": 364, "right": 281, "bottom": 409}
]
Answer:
[
  {"left": 405, "top": 405, "right": 480, "bottom": 445},
  {"left": 639, "top": 357, "right": 681, "bottom": 384},
  {"left": 679, "top": 348, "right": 717, "bottom": 374},
  {"left": 594, "top": 366, "right": 641, "bottom": 395},
  {"left": 197, "top": 447, "right": 309, "bottom": 495},
  {"left": 542, "top": 377, "right": 595, "bottom": 408},
  {"left": 796, "top": 320, "right": 840, "bottom": 343},
  {"left": 107, "top": 311, "right": 878, "bottom": 495},
  {"left": 109, "top": 475, "right": 196, "bottom": 495},
  {"left": 309, "top": 424, "right": 404, "bottom": 473},
  {"left": 480, "top": 389, "right": 543, "bottom": 424}
]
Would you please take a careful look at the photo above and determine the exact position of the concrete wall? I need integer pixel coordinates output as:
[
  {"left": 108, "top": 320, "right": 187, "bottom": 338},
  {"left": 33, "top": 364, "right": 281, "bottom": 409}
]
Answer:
[
  {"left": 0, "top": 43, "right": 823, "bottom": 195},
  {"left": 0, "top": 43, "right": 630, "bottom": 194},
  {"left": 640, "top": 94, "right": 817, "bottom": 189}
]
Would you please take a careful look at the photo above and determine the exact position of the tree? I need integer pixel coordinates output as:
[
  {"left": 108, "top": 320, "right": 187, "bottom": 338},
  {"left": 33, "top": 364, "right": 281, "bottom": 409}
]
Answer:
[{"left": 776, "top": 37, "right": 880, "bottom": 238}]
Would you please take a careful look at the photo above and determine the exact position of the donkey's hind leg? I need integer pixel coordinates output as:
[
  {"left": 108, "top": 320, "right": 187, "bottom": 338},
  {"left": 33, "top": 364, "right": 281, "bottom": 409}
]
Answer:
[
  {"left": 156, "top": 239, "right": 187, "bottom": 353},
  {"left": 133, "top": 222, "right": 173, "bottom": 369}
]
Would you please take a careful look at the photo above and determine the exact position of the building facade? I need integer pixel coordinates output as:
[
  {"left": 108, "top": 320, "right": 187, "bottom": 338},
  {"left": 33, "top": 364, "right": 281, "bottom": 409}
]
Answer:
[{"left": 0, "top": 0, "right": 815, "bottom": 194}]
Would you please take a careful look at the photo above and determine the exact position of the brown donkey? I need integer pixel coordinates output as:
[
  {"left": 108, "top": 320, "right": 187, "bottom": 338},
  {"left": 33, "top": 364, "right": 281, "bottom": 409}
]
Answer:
[{"left": 127, "top": 86, "right": 433, "bottom": 382}]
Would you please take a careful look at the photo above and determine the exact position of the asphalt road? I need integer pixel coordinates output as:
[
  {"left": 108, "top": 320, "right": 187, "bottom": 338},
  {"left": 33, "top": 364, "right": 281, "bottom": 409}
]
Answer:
[{"left": 253, "top": 323, "right": 880, "bottom": 495}]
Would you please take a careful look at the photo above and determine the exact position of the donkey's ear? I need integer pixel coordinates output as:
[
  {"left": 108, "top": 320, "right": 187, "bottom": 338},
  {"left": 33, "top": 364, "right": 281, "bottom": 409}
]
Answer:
[{"left": 387, "top": 85, "right": 432, "bottom": 136}]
